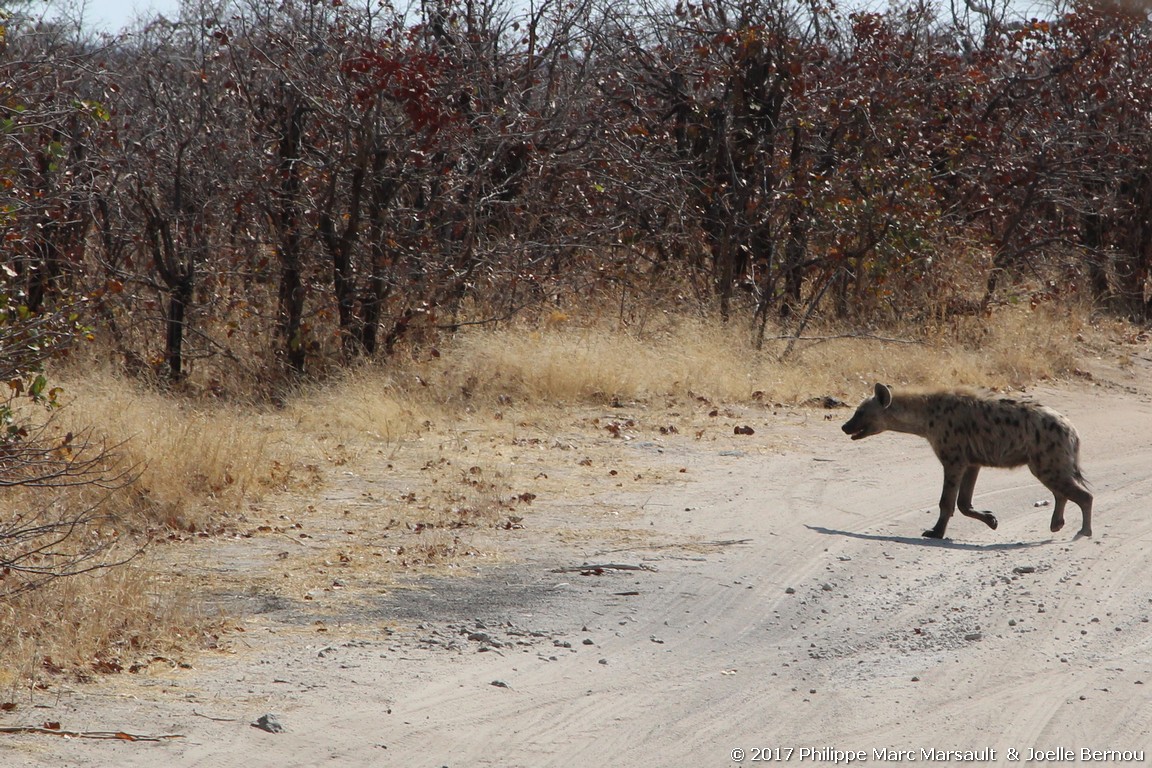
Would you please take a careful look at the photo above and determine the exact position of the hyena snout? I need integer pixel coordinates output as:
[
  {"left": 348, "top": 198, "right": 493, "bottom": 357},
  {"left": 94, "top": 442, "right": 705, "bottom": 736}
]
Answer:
[
  {"left": 842, "top": 384, "right": 891, "bottom": 440},
  {"left": 841, "top": 410, "right": 880, "bottom": 440},
  {"left": 841, "top": 416, "right": 866, "bottom": 439}
]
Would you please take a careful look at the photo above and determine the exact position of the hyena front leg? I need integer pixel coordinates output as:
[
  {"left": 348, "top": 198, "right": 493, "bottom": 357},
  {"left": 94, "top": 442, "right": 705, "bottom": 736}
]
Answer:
[
  {"left": 957, "top": 465, "right": 998, "bottom": 530},
  {"left": 1049, "top": 496, "right": 1068, "bottom": 533},
  {"left": 924, "top": 464, "right": 965, "bottom": 539}
]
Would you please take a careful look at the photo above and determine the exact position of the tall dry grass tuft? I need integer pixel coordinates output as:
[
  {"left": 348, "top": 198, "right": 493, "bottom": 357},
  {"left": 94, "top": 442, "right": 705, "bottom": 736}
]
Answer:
[
  {"left": 980, "top": 303, "right": 1086, "bottom": 382},
  {"left": 0, "top": 554, "right": 207, "bottom": 695},
  {"left": 0, "top": 365, "right": 305, "bottom": 688},
  {"left": 823, "top": 302, "right": 1090, "bottom": 394},
  {"left": 285, "top": 369, "right": 425, "bottom": 450},
  {"left": 48, "top": 366, "right": 307, "bottom": 532}
]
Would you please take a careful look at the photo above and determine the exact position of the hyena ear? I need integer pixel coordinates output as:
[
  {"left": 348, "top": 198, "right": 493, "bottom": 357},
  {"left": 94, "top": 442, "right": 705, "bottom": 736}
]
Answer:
[{"left": 874, "top": 383, "right": 893, "bottom": 408}]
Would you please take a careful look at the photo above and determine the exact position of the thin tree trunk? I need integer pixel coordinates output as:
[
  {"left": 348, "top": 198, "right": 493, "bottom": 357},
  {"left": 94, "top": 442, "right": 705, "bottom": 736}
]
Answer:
[{"left": 275, "top": 90, "right": 307, "bottom": 376}]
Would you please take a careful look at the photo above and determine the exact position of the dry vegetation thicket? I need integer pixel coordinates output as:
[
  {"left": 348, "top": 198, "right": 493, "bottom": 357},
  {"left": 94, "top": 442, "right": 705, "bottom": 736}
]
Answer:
[
  {"left": 1, "top": 0, "right": 1150, "bottom": 693},
  {"left": 3, "top": 0, "right": 1152, "bottom": 387}
]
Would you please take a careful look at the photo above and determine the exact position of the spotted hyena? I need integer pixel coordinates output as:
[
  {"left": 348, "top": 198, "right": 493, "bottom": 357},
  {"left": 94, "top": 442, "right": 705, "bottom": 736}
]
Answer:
[{"left": 841, "top": 383, "right": 1093, "bottom": 539}]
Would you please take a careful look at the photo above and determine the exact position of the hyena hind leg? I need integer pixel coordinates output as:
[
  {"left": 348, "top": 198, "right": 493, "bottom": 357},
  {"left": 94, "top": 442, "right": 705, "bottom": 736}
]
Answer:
[
  {"left": 1044, "top": 479, "right": 1093, "bottom": 538},
  {"left": 956, "top": 465, "right": 998, "bottom": 530},
  {"left": 1068, "top": 486, "right": 1093, "bottom": 538}
]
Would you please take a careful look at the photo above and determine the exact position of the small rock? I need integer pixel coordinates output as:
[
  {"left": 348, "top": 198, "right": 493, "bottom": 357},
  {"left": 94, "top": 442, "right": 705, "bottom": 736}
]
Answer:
[
  {"left": 490, "top": 680, "right": 510, "bottom": 689},
  {"left": 252, "top": 714, "right": 286, "bottom": 734},
  {"left": 964, "top": 632, "right": 983, "bottom": 642},
  {"left": 582, "top": 638, "right": 594, "bottom": 645},
  {"left": 785, "top": 587, "right": 796, "bottom": 594},
  {"left": 1013, "top": 566, "right": 1037, "bottom": 574}
]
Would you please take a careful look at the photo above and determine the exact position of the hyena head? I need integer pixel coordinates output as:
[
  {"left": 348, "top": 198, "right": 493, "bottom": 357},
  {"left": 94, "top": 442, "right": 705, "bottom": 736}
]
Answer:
[{"left": 842, "top": 383, "right": 893, "bottom": 440}]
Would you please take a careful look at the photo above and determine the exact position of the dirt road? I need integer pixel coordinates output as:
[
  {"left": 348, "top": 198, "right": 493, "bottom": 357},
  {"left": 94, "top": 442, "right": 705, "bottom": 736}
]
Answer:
[{"left": 8, "top": 363, "right": 1152, "bottom": 767}]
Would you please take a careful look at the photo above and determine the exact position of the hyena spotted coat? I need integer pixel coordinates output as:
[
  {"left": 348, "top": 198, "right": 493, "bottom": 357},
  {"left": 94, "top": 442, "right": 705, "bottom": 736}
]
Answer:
[{"left": 842, "top": 383, "right": 1093, "bottom": 539}]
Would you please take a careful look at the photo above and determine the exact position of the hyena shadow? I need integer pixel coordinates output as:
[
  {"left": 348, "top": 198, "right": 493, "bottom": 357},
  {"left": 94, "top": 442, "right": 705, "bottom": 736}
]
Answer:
[{"left": 805, "top": 525, "right": 1051, "bottom": 551}]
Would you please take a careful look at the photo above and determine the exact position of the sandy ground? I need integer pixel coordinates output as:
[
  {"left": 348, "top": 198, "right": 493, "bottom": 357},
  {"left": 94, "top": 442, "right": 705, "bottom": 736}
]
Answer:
[{"left": 6, "top": 355, "right": 1152, "bottom": 767}]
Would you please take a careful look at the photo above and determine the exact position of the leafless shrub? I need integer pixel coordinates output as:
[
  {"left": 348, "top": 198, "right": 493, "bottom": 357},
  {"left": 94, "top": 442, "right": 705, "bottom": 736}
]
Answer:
[{"left": 0, "top": 411, "right": 141, "bottom": 600}]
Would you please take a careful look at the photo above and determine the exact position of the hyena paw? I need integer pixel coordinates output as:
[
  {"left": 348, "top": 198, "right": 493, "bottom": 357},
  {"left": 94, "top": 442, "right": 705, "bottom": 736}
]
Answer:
[
  {"left": 922, "top": 529, "right": 945, "bottom": 539},
  {"left": 1050, "top": 518, "right": 1065, "bottom": 533},
  {"left": 1075, "top": 527, "right": 1092, "bottom": 538},
  {"left": 984, "top": 514, "right": 998, "bottom": 530}
]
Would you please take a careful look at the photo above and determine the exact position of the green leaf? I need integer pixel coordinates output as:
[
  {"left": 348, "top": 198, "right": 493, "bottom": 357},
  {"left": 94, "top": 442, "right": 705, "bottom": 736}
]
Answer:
[
  {"left": 29, "top": 374, "right": 47, "bottom": 400},
  {"left": 74, "top": 99, "right": 111, "bottom": 122}
]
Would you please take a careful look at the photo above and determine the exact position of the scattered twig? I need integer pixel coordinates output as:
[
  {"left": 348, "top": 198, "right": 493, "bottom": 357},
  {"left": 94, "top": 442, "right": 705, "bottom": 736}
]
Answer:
[
  {"left": 192, "top": 710, "right": 237, "bottom": 722},
  {"left": 0, "top": 725, "right": 184, "bottom": 741},
  {"left": 765, "top": 332, "right": 928, "bottom": 347},
  {"left": 431, "top": 297, "right": 546, "bottom": 331},
  {"left": 693, "top": 538, "right": 752, "bottom": 548},
  {"left": 550, "top": 562, "right": 658, "bottom": 573},
  {"left": 595, "top": 538, "right": 752, "bottom": 556}
]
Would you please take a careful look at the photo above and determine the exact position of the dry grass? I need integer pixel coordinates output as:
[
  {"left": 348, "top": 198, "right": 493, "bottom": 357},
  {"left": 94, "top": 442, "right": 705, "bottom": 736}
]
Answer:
[
  {"left": 408, "top": 302, "right": 1098, "bottom": 410},
  {"left": 0, "top": 300, "right": 1121, "bottom": 694},
  {"left": 45, "top": 369, "right": 312, "bottom": 533},
  {"left": 419, "top": 317, "right": 772, "bottom": 405},
  {"left": 284, "top": 370, "right": 426, "bottom": 452},
  {"left": 0, "top": 553, "right": 213, "bottom": 698},
  {"left": 0, "top": 368, "right": 299, "bottom": 695}
]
